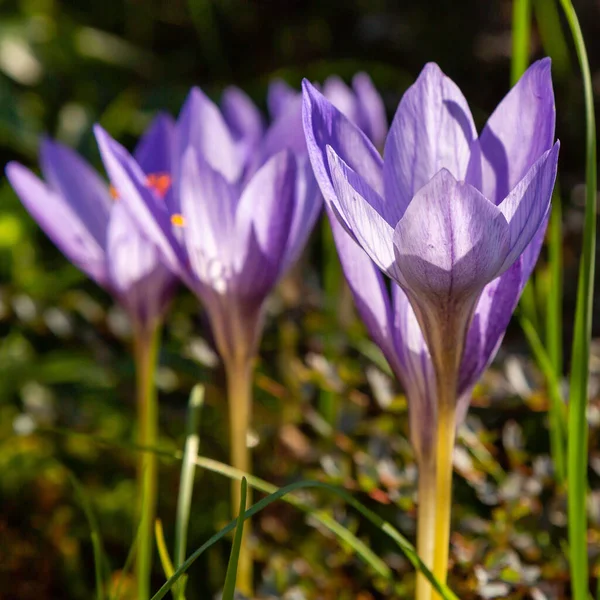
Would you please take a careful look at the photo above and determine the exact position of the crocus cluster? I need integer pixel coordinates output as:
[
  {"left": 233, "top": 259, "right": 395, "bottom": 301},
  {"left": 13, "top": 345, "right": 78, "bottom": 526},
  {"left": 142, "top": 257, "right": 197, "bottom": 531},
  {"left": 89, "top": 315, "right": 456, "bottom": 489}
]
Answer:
[
  {"left": 4, "top": 60, "right": 559, "bottom": 597},
  {"left": 95, "top": 85, "right": 324, "bottom": 366},
  {"left": 6, "top": 120, "right": 179, "bottom": 334}
]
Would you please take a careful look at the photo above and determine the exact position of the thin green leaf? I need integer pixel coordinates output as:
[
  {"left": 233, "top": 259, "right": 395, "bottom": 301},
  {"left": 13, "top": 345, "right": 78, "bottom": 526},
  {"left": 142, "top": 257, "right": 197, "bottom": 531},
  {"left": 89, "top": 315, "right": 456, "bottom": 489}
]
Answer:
[
  {"left": 173, "top": 385, "right": 204, "bottom": 600},
  {"left": 193, "top": 455, "right": 390, "bottom": 579},
  {"left": 511, "top": 0, "right": 532, "bottom": 84},
  {"left": 533, "top": 0, "right": 571, "bottom": 79},
  {"left": 546, "top": 185, "right": 564, "bottom": 377},
  {"left": 150, "top": 479, "right": 459, "bottom": 600},
  {"left": 222, "top": 478, "right": 248, "bottom": 600},
  {"left": 69, "top": 472, "right": 106, "bottom": 600},
  {"left": 39, "top": 427, "right": 391, "bottom": 581},
  {"left": 155, "top": 519, "right": 175, "bottom": 580},
  {"left": 111, "top": 519, "right": 140, "bottom": 600},
  {"left": 520, "top": 315, "right": 567, "bottom": 482},
  {"left": 558, "top": 2, "right": 597, "bottom": 600}
]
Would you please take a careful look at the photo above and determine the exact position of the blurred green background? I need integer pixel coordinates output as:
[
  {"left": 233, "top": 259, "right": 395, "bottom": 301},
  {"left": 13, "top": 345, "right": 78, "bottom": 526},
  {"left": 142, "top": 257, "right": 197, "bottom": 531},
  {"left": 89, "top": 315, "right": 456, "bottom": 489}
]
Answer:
[{"left": 0, "top": 0, "right": 599, "bottom": 598}]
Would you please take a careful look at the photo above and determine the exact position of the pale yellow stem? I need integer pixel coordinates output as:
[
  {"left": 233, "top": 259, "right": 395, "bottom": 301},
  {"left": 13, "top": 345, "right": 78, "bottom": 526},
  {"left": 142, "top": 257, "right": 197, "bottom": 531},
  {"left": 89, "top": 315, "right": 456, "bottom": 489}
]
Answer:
[
  {"left": 416, "top": 456, "right": 437, "bottom": 600},
  {"left": 432, "top": 383, "right": 457, "bottom": 593},
  {"left": 224, "top": 357, "right": 253, "bottom": 597}
]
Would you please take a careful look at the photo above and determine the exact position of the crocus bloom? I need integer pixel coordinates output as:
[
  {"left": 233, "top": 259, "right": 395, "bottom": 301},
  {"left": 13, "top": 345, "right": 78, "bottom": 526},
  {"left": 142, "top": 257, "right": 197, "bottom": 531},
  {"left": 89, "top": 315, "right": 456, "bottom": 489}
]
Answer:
[
  {"left": 303, "top": 59, "right": 559, "bottom": 410},
  {"left": 94, "top": 85, "right": 323, "bottom": 365},
  {"left": 6, "top": 116, "right": 178, "bottom": 331},
  {"left": 269, "top": 73, "right": 387, "bottom": 150}
]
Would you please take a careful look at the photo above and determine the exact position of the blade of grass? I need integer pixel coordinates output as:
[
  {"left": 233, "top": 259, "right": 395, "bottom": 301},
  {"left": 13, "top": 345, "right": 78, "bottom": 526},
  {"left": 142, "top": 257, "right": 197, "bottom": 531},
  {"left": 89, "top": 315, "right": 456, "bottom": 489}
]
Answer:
[
  {"left": 111, "top": 518, "right": 141, "bottom": 600},
  {"left": 533, "top": 0, "right": 571, "bottom": 79},
  {"left": 192, "top": 454, "right": 390, "bottom": 579},
  {"left": 39, "top": 427, "right": 391, "bottom": 581},
  {"left": 173, "top": 385, "right": 204, "bottom": 599},
  {"left": 520, "top": 315, "right": 567, "bottom": 483},
  {"left": 320, "top": 217, "right": 342, "bottom": 426},
  {"left": 69, "top": 472, "right": 106, "bottom": 600},
  {"left": 150, "top": 479, "right": 460, "bottom": 600},
  {"left": 511, "top": 0, "right": 532, "bottom": 84},
  {"left": 222, "top": 478, "right": 248, "bottom": 600},
  {"left": 155, "top": 519, "right": 175, "bottom": 581},
  {"left": 558, "top": 2, "right": 597, "bottom": 600},
  {"left": 512, "top": 0, "right": 543, "bottom": 336},
  {"left": 546, "top": 185, "right": 564, "bottom": 378}
]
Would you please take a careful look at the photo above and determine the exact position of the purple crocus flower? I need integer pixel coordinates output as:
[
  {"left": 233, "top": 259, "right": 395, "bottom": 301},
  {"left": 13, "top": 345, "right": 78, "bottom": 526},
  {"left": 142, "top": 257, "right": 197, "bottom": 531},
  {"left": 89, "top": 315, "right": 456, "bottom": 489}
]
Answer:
[
  {"left": 5, "top": 116, "right": 178, "bottom": 331},
  {"left": 269, "top": 73, "right": 387, "bottom": 150},
  {"left": 305, "top": 58, "right": 559, "bottom": 591},
  {"left": 94, "top": 86, "right": 322, "bottom": 364},
  {"left": 303, "top": 59, "right": 559, "bottom": 417}
]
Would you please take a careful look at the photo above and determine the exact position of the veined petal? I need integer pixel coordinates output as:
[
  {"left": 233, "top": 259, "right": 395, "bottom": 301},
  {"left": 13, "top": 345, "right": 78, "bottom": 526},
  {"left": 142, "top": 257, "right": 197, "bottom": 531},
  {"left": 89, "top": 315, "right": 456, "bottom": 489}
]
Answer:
[
  {"left": 458, "top": 260, "right": 522, "bottom": 400},
  {"left": 384, "top": 63, "right": 477, "bottom": 218},
  {"left": 352, "top": 72, "right": 388, "bottom": 149},
  {"left": 521, "top": 211, "right": 550, "bottom": 289},
  {"left": 40, "top": 139, "right": 111, "bottom": 246},
  {"left": 106, "top": 202, "right": 176, "bottom": 323},
  {"left": 329, "top": 213, "right": 400, "bottom": 376},
  {"left": 134, "top": 113, "right": 176, "bottom": 176},
  {"left": 94, "top": 125, "right": 186, "bottom": 279},
  {"left": 180, "top": 147, "right": 237, "bottom": 291},
  {"left": 327, "top": 146, "right": 400, "bottom": 280},
  {"left": 302, "top": 79, "right": 383, "bottom": 224},
  {"left": 6, "top": 162, "right": 108, "bottom": 286},
  {"left": 393, "top": 169, "right": 510, "bottom": 302},
  {"left": 234, "top": 150, "right": 296, "bottom": 300},
  {"left": 498, "top": 142, "right": 559, "bottom": 273},
  {"left": 323, "top": 76, "right": 358, "bottom": 125},
  {"left": 177, "top": 87, "right": 242, "bottom": 182},
  {"left": 281, "top": 155, "right": 323, "bottom": 270},
  {"left": 479, "top": 58, "right": 556, "bottom": 204},
  {"left": 221, "top": 86, "right": 265, "bottom": 145},
  {"left": 392, "top": 284, "right": 437, "bottom": 459},
  {"left": 259, "top": 95, "right": 306, "bottom": 163},
  {"left": 267, "top": 79, "right": 298, "bottom": 120}
]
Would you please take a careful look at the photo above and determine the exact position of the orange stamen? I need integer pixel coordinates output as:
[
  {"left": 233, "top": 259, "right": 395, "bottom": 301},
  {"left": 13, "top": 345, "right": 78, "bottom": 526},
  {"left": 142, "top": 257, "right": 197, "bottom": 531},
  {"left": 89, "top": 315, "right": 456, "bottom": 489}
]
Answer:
[
  {"left": 171, "top": 214, "right": 186, "bottom": 227},
  {"left": 146, "top": 173, "right": 172, "bottom": 199},
  {"left": 109, "top": 185, "right": 119, "bottom": 200}
]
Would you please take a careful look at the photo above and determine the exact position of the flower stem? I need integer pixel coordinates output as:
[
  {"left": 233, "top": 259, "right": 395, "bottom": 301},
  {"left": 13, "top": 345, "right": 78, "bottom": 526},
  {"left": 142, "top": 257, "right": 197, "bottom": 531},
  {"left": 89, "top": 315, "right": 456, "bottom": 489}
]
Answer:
[
  {"left": 224, "top": 357, "right": 254, "bottom": 597},
  {"left": 416, "top": 455, "right": 437, "bottom": 600},
  {"left": 432, "top": 359, "right": 458, "bottom": 593},
  {"left": 133, "top": 321, "right": 161, "bottom": 600}
]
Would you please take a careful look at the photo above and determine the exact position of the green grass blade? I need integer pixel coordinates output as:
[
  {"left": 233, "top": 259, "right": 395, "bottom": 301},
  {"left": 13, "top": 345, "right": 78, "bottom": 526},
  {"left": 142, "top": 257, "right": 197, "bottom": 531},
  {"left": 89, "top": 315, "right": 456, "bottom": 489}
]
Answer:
[
  {"left": 511, "top": 0, "right": 542, "bottom": 335},
  {"left": 39, "top": 427, "right": 392, "bottom": 582},
  {"left": 150, "top": 479, "right": 459, "bottom": 600},
  {"left": 558, "top": 2, "right": 597, "bottom": 599},
  {"left": 222, "top": 478, "right": 248, "bottom": 600},
  {"left": 511, "top": 0, "right": 532, "bottom": 84},
  {"left": 546, "top": 186, "right": 564, "bottom": 377},
  {"left": 69, "top": 472, "right": 106, "bottom": 600},
  {"left": 520, "top": 316, "right": 567, "bottom": 483},
  {"left": 173, "top": 385, "right": 204, "bottom": 599},
  {"left": 533, "top": 0, "right": 571, "bottom": 79},
  {"left": 320, "top": 217, "right": 342, "bottom": 426},
  {"left": 155, "top": 519, "right": 175, "bottom": 580},
  {"left": 111, "top": 519, "right": 141, "bottom": 600},
  {"left": 192, "top": 455, "right": 390, "bottom": 579}
]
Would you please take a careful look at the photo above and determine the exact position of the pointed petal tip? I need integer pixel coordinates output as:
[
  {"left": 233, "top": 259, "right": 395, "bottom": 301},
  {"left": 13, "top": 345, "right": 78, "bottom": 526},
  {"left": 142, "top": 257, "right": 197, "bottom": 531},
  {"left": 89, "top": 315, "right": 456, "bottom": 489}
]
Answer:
[{"left": 5, "top": 160, "right": 24, "bottom": 179}]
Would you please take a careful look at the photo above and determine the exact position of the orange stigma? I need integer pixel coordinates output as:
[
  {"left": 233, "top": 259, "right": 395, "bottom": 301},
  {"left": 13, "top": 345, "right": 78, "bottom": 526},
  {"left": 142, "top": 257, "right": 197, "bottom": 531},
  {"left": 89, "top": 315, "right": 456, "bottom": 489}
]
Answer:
[
  {"left": 171, "top": 214, "right": 186, "bottom": 227},
  {"left": 109, "top": 185, "right": 119, "bottom": 200},
  {"left": 146, "top": 173, "right": 172, "bottom": 198}
]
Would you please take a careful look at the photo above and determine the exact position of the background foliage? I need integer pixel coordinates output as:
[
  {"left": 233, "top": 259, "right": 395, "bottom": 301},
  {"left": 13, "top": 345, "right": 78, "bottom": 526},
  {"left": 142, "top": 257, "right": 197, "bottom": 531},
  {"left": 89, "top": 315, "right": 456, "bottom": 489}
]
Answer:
[{"left": 0, "top": 0, "right": 599, "bottom": 598}]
